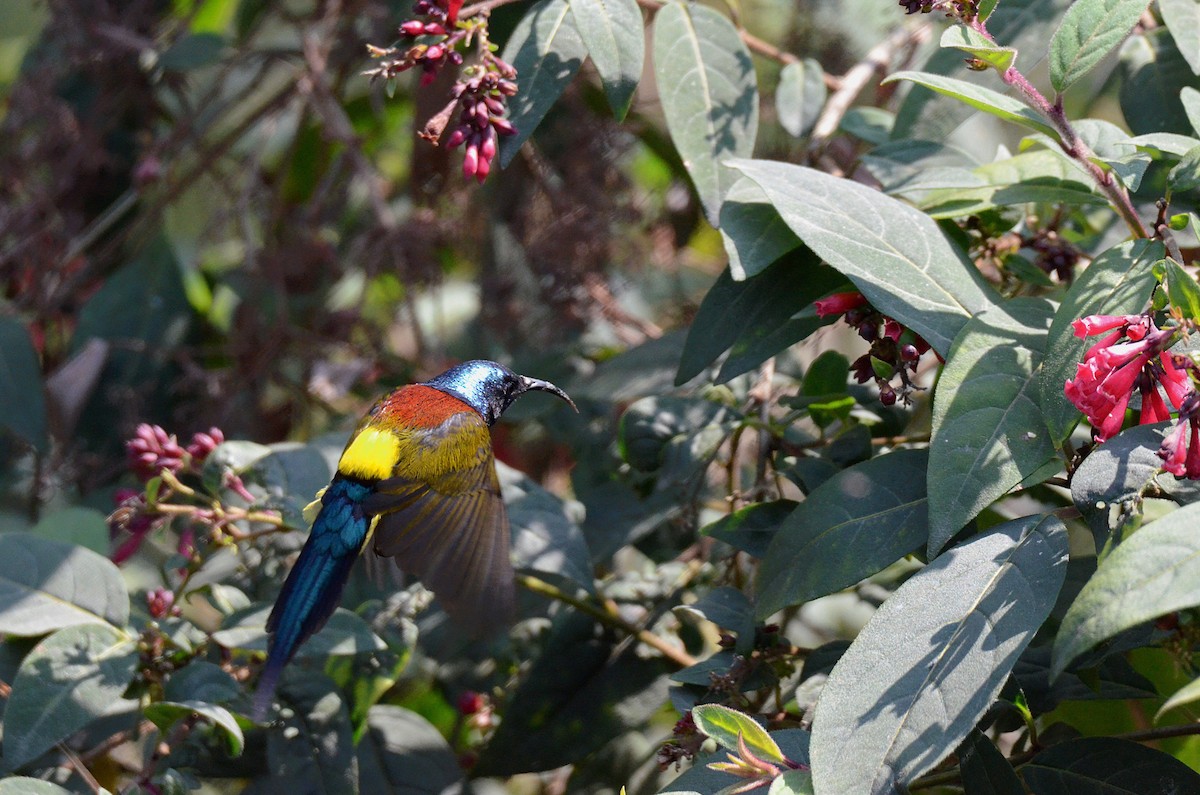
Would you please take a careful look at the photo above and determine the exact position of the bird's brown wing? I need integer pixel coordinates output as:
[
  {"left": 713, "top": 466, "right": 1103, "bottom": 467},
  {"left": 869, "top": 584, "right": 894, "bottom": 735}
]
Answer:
[{"left": 360, "top": 414, "right": 515, "bottom": 635}]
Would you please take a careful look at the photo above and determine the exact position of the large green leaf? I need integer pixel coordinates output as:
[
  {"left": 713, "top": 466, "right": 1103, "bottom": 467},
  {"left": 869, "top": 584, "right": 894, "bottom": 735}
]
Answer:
[
  {"left": 1160, "top": 0, "right": 1200, "bottom": 75},
  {"left": 473, "top": 612, "right": 669, "bottom": 775},
  {"left": 1051, "top": 502, "right": 1200, "bottom": 678},
  {"left": 1021, "top": 737, "right": 1200, "bottom": 793},
  {"left": 884, "top": 71, "right": 1059, "bottom": 139},
  {"left": 356, "top": 705, "right": 463, "bottom": 794},
  {"left": 0, "top": 533, "right": 129, "bottom": 635},
  {"left": 266, "top": 671, "right": 358, "bottom": 793},
  {"left": 728, "top": 159, "right": 1000, "bottom": 356},
  {"left": 3, "top": 624, "right": 138, "bottom": 768},
  {"left": 919, "top": 150, "right": 1104, "bottom": 218},
  {"left": 1049, "top": 0, "right": 1149, "bottom": 93},
  {"left": 503, "top": 462, "right": 595, "bottom": 593},
  {"left": 498, "top": 0, "right": 587, "bottom": 168},
  {"left": 928, "top": 298, "right": 1058, "bottom": 555},
  {"left": 570, "top": 0, "right": 643, "bottom": 119},
  {"left": 652, "top": 1, "right": 758, "bottom": 225},
  {"left": 810, "top": 515, "right": 1068, "bottom": 794},
  {"left": 756, "top": 449, "right": 929, "bottom": 618},
  {"left": 1038, "top": 239, "right": 1164, "bottom": 443},
  {"left": 29, "top": 507, "right": 110, "bottom": 555},
  {"left": 0, "top": 779, "right": 75, "bottom": 795},
  {"left": 1119, "top": 28, "right": 1200, "bottom": 136},
  {"left": 0, "top": 318, "right": 47, "bottom": 453}
]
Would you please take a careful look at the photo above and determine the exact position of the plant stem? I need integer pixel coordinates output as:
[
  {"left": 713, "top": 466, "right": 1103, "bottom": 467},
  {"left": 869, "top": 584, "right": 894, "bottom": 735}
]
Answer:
[
  {"left": 517, "top": 573, "right": 698, "bottom": 668},
  {"left": 965, "top": 18, "right": 1150, "bottom": 239}
]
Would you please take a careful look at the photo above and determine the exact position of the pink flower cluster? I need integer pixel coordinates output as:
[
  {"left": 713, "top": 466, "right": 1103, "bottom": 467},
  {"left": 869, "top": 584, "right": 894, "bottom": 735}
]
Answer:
[
  {"left": 1160, "top": 393, "right": 1200, "bottom": 478},
  {"left": 814, "top": 291, "right": 933, "bottom": 406},
  {"left": 1064, "top": 314, "right": 1188, "bottom": 442},
  {"left": 364, "top": 0, "right": 518, "bottom": 183}
]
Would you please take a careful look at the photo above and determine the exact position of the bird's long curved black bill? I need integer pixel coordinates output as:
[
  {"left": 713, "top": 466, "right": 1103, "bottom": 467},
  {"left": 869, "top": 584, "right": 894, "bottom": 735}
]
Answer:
[{"left": 520, "top": 376, "right": 578, "bottom": 412}]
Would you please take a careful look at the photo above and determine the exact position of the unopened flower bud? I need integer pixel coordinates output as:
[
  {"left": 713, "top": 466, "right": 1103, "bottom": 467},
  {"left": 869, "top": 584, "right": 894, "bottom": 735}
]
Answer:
[
  {"left": 480, "top": 128, "right": 497, "bottom": 161},
  {"left": 484, "top": 96, "right": 506, "bottom": 115},
  {"left": 900, "top": 344, "right": 919, "bottom": 362},
  {"left": 498, "top": 79, "right": 518, "bottom": 96},
  {"left": 475, "top": 150, "right": 491, "bottom": 182},
  {"left": 463, "top": 143, "right": 479, "bottom": 179},
  {"left": 425, "top": 44, "right": 444, "bottom": 61},
  {"left": 491, "top": 117, "right": 516, "bottom": 136},
  {"left": 879, "top": 385, "right": 897, "bottom": 406},
  {"left": 424, "top": 22, "right": 446, "bottom": 35},
  {"left": 445, "top": 127, "right": 466, "bottom": 148},
  {"left": 400, "top": 20, "right": 426, "bottom": 36}
]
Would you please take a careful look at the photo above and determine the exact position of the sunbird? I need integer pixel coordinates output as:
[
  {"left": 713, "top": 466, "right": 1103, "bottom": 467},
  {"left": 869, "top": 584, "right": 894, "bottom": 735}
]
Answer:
[{"left": 252, "top": 360, "right": 575, "bottom": 719}]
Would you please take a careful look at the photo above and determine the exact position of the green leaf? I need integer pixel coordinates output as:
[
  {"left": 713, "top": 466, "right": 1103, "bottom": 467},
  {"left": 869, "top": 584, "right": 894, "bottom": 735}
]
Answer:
[
  {"left": 775, "top": 59, "right": 827, "bottom": 138},
  {"left": 145, "top": 700, "right": 245, "bottom": 756},
  {"left": 473, "top": 612, "right": 669, "bottom": 776},
  {"left": 268, "top": 671, "right": 359, "bottom": 794},
  {"left": 940, "top": 26, "right": 1017, "bottom": 73},
  {"left": 165, "top": 660, "right": 240, "bottom": 703},
  {"left": 1169, "top": 144, "right": 1200, "bottom": 192},
  {"left": 718, "top": 177, "right": 803, "bottom": 280},
  {"left": 211, "top": 605, "right": 385, "bottom": 657},
  {"left": 1158, "top": 0, "right": 1200, "bottom": 76},
  {"left": 958, "top": 729, "right": 1025, "bottom": 795},
  {"left": 0, "top": 533, "right": 129, "bottom": 635},
  {"left": 692, "top": 703, "right": 784, "bottom": 762},
  {"left": 0, "top": 779, "right": 75, "bottom": 795},
  {"left": 502, "top": 462, "right": 595, "bottom": 593},
  {"left": 30, "top": 507, "right": 109, "bottom": 554},
  {"left": 884, "top": 71, "right": 1059, "bottom": 139},
  {"left": 1051, "top": 502, "right": 1200, "bottom": 678},
  {"left": 1157, "top": 673, "right": 1200, "bottom": 720},
  {"left": 675, "top": 251, "right": 837, "bottom": 385},
  {"left": 570, "top": 0, "right": 643, "bottom": 119},
  {"left": 1021, "top": 737, "right": 1200, "bottom": 792},
  {"left": 701, "top": 499, "right": 797, "bottom": 558},
  {"left": 0, "top": 318, "right": 47, "bottom": 452},
  {"left": 1158, "top": 257, "right": 1200, "bottom": 320},
  {"left": 769, "top": 769, "right": 815, "bottom": 795},
  {"left": 1119, "top": 28, "right": 1200, "bottom": 136},
  {"left": 728, "top": 158, "right": 1001, "bottom": 356},
  {"left": 1183, "top": 86, "right": 1200, "bottom": 135},
  {"left": 1127, "top": 132, "right": 1200, "bottom": 157},
  {"left": 919, "top": 149, "right": 1104, "bottom": 218},
  {"left": 356, "top": 706, "right": 463, "bottom": 794},
  {"left": 498, "top": 0, "right": 588, "bottom": 168},
  {"left": 675, "top": 586, "right": 755, "bottom": 655},
  {"left": 1038, "top": 239, "right": 1164, "bottom": 443},
  {"left": 810, "top": 514, "right": 1068, "bottom": 794},
  {"left": 1049, "top": 0, "right": 1149, "bottom": 93},
  {"left": 1070, "top": 423, "right": 1175, "bottom": 545},
  {"left": 928, "top": 298, "right": 1058, "bottom": 555},
  {"left": 756, "top": 449, "right": 929, "bottom": 617},
  {"left": 652, "top": 1, "right": 758, "bottom": 225},
  {"left": 4, "top": 624, "right": 138, "bottom": 768}
]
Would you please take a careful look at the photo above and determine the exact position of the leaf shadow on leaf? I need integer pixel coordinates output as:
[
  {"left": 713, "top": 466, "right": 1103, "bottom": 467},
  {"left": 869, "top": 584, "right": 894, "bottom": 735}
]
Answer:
[{"left": 705, "top": 48, "right": 758, "bottom": 156}]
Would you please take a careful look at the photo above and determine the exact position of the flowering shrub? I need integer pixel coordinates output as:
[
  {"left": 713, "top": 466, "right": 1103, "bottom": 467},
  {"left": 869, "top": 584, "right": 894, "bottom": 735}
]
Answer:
[{"left": 5, "top": 0, "right": 1200, "bottom": 794}]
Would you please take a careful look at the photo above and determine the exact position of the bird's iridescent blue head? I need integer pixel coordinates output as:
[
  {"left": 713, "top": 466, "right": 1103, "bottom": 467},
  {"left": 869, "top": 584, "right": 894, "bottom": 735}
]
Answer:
[{"left": 423, "top": 360, "right": 577, "bottom": 426}]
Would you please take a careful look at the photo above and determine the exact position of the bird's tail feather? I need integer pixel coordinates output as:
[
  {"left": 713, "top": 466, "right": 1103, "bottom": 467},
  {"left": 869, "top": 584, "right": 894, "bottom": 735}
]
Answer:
[{"left": 251, "top": 478, "right": 370, "bottom": 720}]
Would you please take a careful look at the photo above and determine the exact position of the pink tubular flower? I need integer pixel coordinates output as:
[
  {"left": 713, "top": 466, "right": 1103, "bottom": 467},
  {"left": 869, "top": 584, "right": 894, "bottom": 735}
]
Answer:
[
  {"left": 813, "top": 291, "right": 868, "bottom": 318},
  {"left": 1159, "top": 392, "right": 1200, "bottom": 478},
  {"left": 1064, "top": 314, "right": 1185, "bottom": 442}
]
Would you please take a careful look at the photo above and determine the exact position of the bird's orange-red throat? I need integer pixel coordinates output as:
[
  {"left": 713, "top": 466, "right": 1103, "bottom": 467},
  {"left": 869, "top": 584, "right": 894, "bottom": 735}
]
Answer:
[{"left": 252, "top": 361, "right": 575, "bottom": 720}]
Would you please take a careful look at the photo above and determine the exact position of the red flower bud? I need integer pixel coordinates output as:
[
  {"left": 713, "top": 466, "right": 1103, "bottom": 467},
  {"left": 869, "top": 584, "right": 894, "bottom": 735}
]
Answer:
[
  {"left": 445, "top": 127, "right": 466, "bottom": 148},
  {"left": 400, "top": 20, "right": 426, "bottom": 36},
  {"left": 813, "top": 291, "right": 868, "bottom": 318},
  {"left": 425, "top": 44, "right": 444, "bottom": 61},
  {"left": 462, "top": 143, "right": 479, "bottom": 179}
]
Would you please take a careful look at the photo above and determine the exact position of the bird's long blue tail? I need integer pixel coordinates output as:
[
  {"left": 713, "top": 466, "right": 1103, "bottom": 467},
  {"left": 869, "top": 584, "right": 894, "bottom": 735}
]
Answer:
[{"left": 252, "top": 476, "right": 372, "bottom": 720}]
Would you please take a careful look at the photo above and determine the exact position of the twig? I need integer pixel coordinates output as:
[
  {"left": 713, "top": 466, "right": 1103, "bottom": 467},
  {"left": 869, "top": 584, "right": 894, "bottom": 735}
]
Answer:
[
  {"left": 808, "top": 23, "right": 932, "bottom": 155},
  {"left": 517, "top": 573, "right": 698, "bottom": 668}
]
